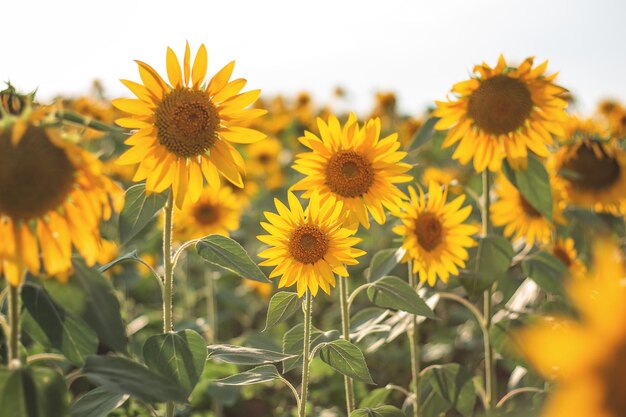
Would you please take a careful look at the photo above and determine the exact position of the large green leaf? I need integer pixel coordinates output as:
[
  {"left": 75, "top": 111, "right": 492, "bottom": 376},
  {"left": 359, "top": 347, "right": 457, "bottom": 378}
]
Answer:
[
  {"left": 70, "top": 387, "right": 128, "bottom": 417},
  {"left": 282, "top": 324, "right": 340, "bottom": 372},
  {"left": 264, "top": 291, "right": 301, "bottom": 331},
  {"left": 119, "top": 183, "right": 169, "bottom": 243},
  {"left": 359, "top": 388, "right": 391, "bottom": 409},
  {"left": 143, "top": 330, "right": 207, "bottom": 396},
  {"left": 367, "top": 247, "right": 406, "bottom": 282},
  {"left": 83, "top": 356, "right": 188, "bottom": 403},
  {"left": 98, "top": 250, "right": 138, "bottom": 273},
  {"left": 211, "top": 365, "right": 281, "bottom": 386},
  {"left": 521, "top": 251, "right": 567, "bottom": 296},
  {"left": 503, "top": 155, "right": 553, "bottom": 221},
  {"left": 319, "top": 339, "right": 374, "bottom": 384},
  {"left": 207, "top": 344, "right": 296, "bottom": 365},
  {"left": 0, "top": 366, "right": 69, "bottom": 417},
  {"left": 196, "top": 235, "right": 270, "bottom": 283},
  {"left": 351, "top": 406, "right": 406, "bottom": 417},
  {"left": 460, "top": 235, "right": 514, "bottom": 295},
  {"left": 367, "top": 276, "right": 436, "bottom": 318},
  {"left": 421, "top": 363, "right": 474, "bottom": 415},
  {"left": 21, "top": 282, "right": 97, "bottom": 365}
]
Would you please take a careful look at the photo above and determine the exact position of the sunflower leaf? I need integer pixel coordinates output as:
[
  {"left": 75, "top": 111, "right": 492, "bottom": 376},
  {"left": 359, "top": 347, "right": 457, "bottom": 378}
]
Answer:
[
  {"left": 521, "top": 251, "right": 567, "bottom": 296},
  {"left": 318, "top": 339, "right": 374, "bottom": 384},
  {"left": 0, "top": 366, "right": 70, "bottom": 417},
  {"left": 264, "top": 292, "right": 301, "bottom": 331},
  {"left": 408, "top": 116, "right": 440, "bottom": 151},
  {"left": 207, "top": 344, "right": 296, "bottom": 365},
  {"left": 211, "top": 365, "right": 281, "bottom": 386},
  {"left": 70, "top": 387, "right": 128, "bottom": 417},
  {"left": 367, "top": 276, "right": 436, "bottom": 318},
  {"left": 350, "top": 406, "right": 406, "bottom": 417},
  {"left": 119, "top": 183, "right": 169, "bottom": 244},
  {"left": 502, "top": 155, "right": 553, "bottom": 221},
  {"left": 367, "top": 247, "right": 406, "bottom": 282},
  {"left": 196, "top": 235, "right": 270, "bottom": 283}
]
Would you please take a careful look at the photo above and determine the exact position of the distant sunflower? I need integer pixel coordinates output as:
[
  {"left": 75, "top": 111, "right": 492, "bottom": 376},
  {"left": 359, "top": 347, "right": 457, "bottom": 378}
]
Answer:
[
  {"left": 434, "top": 56, "right": 568, "bottom": 172},
  {"left": 173, "top": 186, "right": 241, "bottom": 241},
  {"left": 257, "top": 192, "right": 365, "bottom": 297},
  {"left": 547, "top": 237, "right": 587, "bottom": 280},
  {"left": 113, "top": 42, "right": 266, "bottom": 208},
  {"left": 392, "top": 182, "right": 478, "bottom": 286},
  {"left": 0, "top": 113, "right": 123, "bottom": 286},
  {"left": 292, "top": 114, "right": 412, "bottom": 229},
  {"left": 491, "top": 176, "right": 563, "bottom": 246},
  {"left": 519, "top": 240, "right": 626, "bottom": 417},
  {"left": 247, "top": 136, "right": 285, "bottom": 190}
]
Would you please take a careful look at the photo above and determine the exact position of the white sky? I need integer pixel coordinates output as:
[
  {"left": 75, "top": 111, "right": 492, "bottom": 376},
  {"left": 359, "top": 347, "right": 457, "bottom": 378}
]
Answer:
[{"left": 2, "top": 0, "right": 625, "bottom": 115}]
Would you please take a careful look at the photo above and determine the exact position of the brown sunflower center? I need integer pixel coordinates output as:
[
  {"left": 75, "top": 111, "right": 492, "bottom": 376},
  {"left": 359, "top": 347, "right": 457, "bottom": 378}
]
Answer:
[
  {"left": 193, "top": 203, "right": 220, "bottom": 226},
  {"left": 154, "top": 88, "right": 220, "bottom": 158},
  {"left": 325, "top": 151, "right": 374, "bottom": 198},
  {"left": 552, "top": 247, "right": 572, "bottom": 267},
  {"left": 0, "top": 125, "right": 76, "bottom": 220},
  {"left": 561, "top": 143, "right": 620, "bottom": 190},
  {"left": 519, "top": 196, "right": 542, "bottom": 218},
  {"left": 467, "top": 75, "right": 534, "bottom": 136},
  {"left": 258, "top": 153, "right": 272, "bottom": 165},
  {"left": 599, "top": 338, "right": 626, "bottom": 417},
  {"left": 289, "top": 224, "right": 329, "bottom": 264},
  {"left": 415, "top": 212, "right": 443, "bottom": 252}
]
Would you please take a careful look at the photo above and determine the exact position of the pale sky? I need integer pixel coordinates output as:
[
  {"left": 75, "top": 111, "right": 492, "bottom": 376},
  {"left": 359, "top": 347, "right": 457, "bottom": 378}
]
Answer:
[{"left": 2, "top": 0, "right": 625, "bottom": 115}]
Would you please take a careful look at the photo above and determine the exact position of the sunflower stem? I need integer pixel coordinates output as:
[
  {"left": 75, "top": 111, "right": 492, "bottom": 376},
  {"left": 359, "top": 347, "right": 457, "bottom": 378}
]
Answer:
[
  {"left": 481, "top": 170, "right": 496, "bottom": 410},
  {"left": 162, "top": 192, "right": 175, "bottom": 417},
  {"left": 407, "top": 262, "right": 421, "bottom": 417},
  {"left": 338, "top": 276, "right": 356, "bottom": 415},
  {"left": 8, "top": 284, "right": 21, "bottom": 369},
  {"left": 299, "top": 290, "right": 313, "bottom": 417}
]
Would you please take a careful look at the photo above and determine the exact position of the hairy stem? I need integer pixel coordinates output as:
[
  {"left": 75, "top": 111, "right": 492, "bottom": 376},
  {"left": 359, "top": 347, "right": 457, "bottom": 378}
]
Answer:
[
  {"left": 299, "top": 291, "right": 313, "bottom": 417},
  {"left": 339, "top": 276, "right": 356, "bottom": 414},
  {"left": 482, "top": 170, "right": 496, "bottom": 409},
  {"left": 407, "top": 263, "right": 420, "bottom": 417},
  {"left": 8, "top": 284, "right": 21, "bottom": 368},
  {"left": 162, "top": 193, "right": 175, "bottom": 417}
]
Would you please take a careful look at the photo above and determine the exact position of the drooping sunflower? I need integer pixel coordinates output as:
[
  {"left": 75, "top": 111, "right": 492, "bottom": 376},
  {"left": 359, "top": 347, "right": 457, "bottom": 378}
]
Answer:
[
  {"left": 546, "top": 237, "right": 587, "bottom": 280},
  {"left": 172, "top": 185, "right": 242, "bottom": 241},
  {"left": 113, "top": 42, "right": 266, "bottom": 208},
  {"left": 257, "top": 192, "right": 365, "bottom": 297},
  {"left": 0, "top": 111, "right": 123, "bottom": 286},
  {"left": 548, "top": 116, "right": 626, "bottom": 214},
  {"left": 519, "top": 240, "right": 626, "bottom": 417},
  {"left": 291, "top": 113, "right": 413, "bottom": 229},
  {"left": 391, "top": 182, "right": 478, "bottom": 286},
  {"left": 434, "top": 55, "right": 568, "bottom": 172},
  {"left": 490, "top": 175, "right": 564, "bottom": 246}
]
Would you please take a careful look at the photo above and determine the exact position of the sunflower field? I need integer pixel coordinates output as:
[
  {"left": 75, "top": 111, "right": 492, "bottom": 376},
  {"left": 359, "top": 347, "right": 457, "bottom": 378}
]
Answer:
[{"left": 2, "top": 41, "right": 626, "bottom": 417}]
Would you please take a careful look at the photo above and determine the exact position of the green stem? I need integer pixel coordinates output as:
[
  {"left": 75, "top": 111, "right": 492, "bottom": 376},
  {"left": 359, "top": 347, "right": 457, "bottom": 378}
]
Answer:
[
  {"left": 338, "top": 276, "right": 356, "bottom": 415},
  {"left": 162, "top": 193, "right": 175, "bottom": 417},
  {"left": 299, "top": 290, "right": 313, "bottom": 417},
  {"left": 8, "top": 284, "right": 21, "bottom": 368},
  {"left": 482, "top": 170, "right": 496, "bottom": 410},
  {"left": 407, "top": 263, "right": 420, "bottom": 417},
  {"left": 205, "top": 270, "right": 218, "bottom": 344}
]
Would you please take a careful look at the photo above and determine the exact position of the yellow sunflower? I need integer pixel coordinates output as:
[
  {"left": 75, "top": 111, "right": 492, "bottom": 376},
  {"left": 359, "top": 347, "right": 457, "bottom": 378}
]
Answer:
[
  {"left": 246, "top": 136, "right": 285, "bottom": 190},
  {"left": 291, "top": 113, "right": 413, "bottom": 229},
  {"left": 490, "top": 176, "right": 564, "bottom": 246},
  {"left": 172, "top": 186, "right": 242, "bottom": 241},
  {"left": 546, "top": 237, "right": 587, "bottom": 280},
  {"left": 392, "top": 182, "right": 478, "bottom": 286},
  {"left": 519, "top": 240, "right": 626, "bottom": 417},
  {"left": 257, "top": 192, "right": 365, "bottom": 297},
  {"left": 0, "top": 111, "right": 123, "bottom": 286},
  {"left": 434, "top": 55, "right": 568, "bottom": 172},
  {"left": 113, "top": 42, "right": 266, "bottom": 208}
]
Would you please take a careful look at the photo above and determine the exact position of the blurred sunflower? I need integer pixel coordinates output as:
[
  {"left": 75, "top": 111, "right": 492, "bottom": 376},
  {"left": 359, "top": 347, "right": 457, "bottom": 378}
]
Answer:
[
  {"left": 520, "top": 240, "right": 626, "bottom": 417},
  {"left": 292, "top": 114, "right": 412, "bottom": 229},
  {"left": 113, "top": 42, "right": 266, "bottom": 208},
  {"left": 491, "top": 176, "right": 563, "bottom": 246},
  {"left": 420, "top": 166, "right": 464, "bottom": 194},
  {"left": 546, "top": 237, "right": 586, "bottom": 279},
  {"left": 173, "top": 186, "right": 242, "bottom": 241},
  {"left": 247, "top": 136, "right": 285, "bottom": 190},
  {"left": 257, "top": 192, "right": 365, "bottom": 297},
  {"left": 434, "top": 56, "right": 568, "bottom": 172},
  {"left": 0, "top": 111, "right": 123, "bottom": 286},
  {"left": 392, "top": 182, "right": 478, "bottom": 286}
]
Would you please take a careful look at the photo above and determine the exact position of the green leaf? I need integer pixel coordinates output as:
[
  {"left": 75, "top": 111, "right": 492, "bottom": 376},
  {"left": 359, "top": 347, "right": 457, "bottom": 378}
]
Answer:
[
  {"left": 319, "top": 339, "right": 374, "bottom": 384},
  {"left": 282, "top": 324, "right": 340, "bottom": 372},
  {"left": 196, "top": 235, "right": 270, "bottom": 283},
  {"left": 83, "top": 355, "right": 188, "bottom": 403},
  {"left": 207, "top": 344, "right": 296, "bottom": 365},
  {"left": 212, "top": 365, "right": 281, "bottom": 386},
  {"left": 460, "top": 235, "right": 514, "bottom": 295},
  {"left": 118, "top": 183, "right": 169, "bottom": 243},
  {"left": 351, "top": 406, "right": 407, "bottom": 417},
  {"left": 0, "top": 366, "right": 69, "bottom": 417},
  {"left": 143, "top": 330, "right": 207, "bottom": 396},
  {"left": 359, "top": 388, "right": 391, "bottom": 409},
  {"left": 264, "top": 291, "right": 301, "bottom": 331},
  {"left": 408, "top": 116, "right": 439, "bottom": 151},
  {"left": 421, "top": 363, "right": 473, "bottom": 415},
  {"left": 367, "top": 276, "right": 436, "bottom": 318},
  {"left": 98, "top": 250, "right": 138, "bottom": 273},
  {"left": 367, "top": 247, "right": 406, "bottom": 282},
  {"left": 521, "top": 251, "right": 567, "bottom": 296},
  {"left": 502, "top": 155, "right": 553, "bottom": 221},
  {"left": 71, "top": 387, "right": 128, "bottom": 417},
  {"left": 21, "top": 282, "right": 97, "bottom": 365}
]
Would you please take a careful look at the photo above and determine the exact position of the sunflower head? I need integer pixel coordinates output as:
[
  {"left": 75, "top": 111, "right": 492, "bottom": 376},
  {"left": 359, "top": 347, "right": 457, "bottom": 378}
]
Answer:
[
  {"left": 434, "top": 55, "right": 568, "bottom": 172},
  {"left": 113, "top": 42, "right": 267, "bottom": 208},
  {"left": 257, "top": 192, "right": 365, "bottom": 297}
]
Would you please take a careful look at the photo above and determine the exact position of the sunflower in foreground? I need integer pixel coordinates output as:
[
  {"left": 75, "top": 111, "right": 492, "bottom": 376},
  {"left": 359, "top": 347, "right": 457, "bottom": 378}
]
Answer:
[
  {"left": 392, "top": 182, "right": 478, "bottom": 286},
  {"left": 520, "top": 240, "right": 626, "bottom": 417},
  {"left": 0, "top": 111, "right": 123, "bottom": 286},
  {"left": 113, "top": 42, "right": 266, "bottom": 208},
  {"left": 434, "top": 55, "right": 568, "bottom": 172},
  {"left": 172, "top": 186, "right": 242, "bottom": 241},
  {"left": 257, "top": 192, "right": 365, "bottom": 297},
  {"left": 546, "top": 237, "right": 587, "bottom": 280},
  {"left": 291, "top": 114, "right": 412, "bottom": 229}
]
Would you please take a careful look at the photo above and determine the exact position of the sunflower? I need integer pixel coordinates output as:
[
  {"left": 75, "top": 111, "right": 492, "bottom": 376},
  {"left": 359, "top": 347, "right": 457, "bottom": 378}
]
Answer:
[
  {"left": 519, "top": 240, "right": 626, "bottom": 417},
  {"left": 547, "top": 117, "right": 626, "bottom": 214},
  {"left": 113, "top": 42, "right": 266, "bottom": 208},
  {"left": 391, "top": 182, "right": 478, "bottom": 286},
  {"left": 490, "top": 175, "right": 564, "bottom": 246},
  {"left": 0, "top": 111, "right": 123, "bottom": 286},
  {"left": 546, "top": 237, "right": 587, "bottom": 280},
  {"left": 434, "top": 55, "right": 568, "bottom": 172},
  {"left": 173, "top": 186, "right": 242, "bottom": 241},
  {"left": 291, "top": 114, "right": 412, "bottom": 229},
  {"left": 257, "top": 192, "right": 365, "bottom": 297},
  {"left": 246, "top": 136, "right": 285, "bottom": 190}
]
